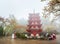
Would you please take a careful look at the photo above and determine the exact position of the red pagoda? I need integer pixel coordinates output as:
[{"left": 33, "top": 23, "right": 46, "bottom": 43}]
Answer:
[{"left": 26, "top": 12, "right": 42, "bottom": 37}]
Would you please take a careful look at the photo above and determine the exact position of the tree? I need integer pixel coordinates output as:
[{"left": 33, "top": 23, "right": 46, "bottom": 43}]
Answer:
[
  {"left": 4, "top": 15, "right": 27, "bottom": 35},
  {"left": 8, "top": 15, "right": 27, "bottom": 33},
  {"left": 0, "top": 17, "right": 5, "bottom": 36},
  {"left": 4, "top": 15, "right": 17, "bottom": 35},
  {"left": 44, "top": 25, "right": 57, "bottom": 34},
  {"left": 41, "top": 0, "right": 60, "bottom": 25},
  {"left": 0, "top": 26, "right": 3, "bottom": 36}
]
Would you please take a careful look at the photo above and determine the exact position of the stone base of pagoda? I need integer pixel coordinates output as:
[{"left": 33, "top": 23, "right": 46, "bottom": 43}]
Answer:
[{"left": 26, "top": 29, "right": 42, "bottom": 36}]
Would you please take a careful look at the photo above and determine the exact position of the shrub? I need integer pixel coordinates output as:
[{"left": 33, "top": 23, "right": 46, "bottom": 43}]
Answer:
[
  {"left": 16, "top": 33, "right": 27, "bottom": 39},
  {"left": 15, "top": 33, "right": 20, "bottom": 38},
  {"left": 20, "top": 33, "right": 27, "bottom": 39},
  {"left": 0, "top": 26, "right": 3, "bottom": 36}
]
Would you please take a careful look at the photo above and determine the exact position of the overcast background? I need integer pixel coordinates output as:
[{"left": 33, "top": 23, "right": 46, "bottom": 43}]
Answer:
[{"left": 0, "top": 0, "right": 49, "bottom": 19}]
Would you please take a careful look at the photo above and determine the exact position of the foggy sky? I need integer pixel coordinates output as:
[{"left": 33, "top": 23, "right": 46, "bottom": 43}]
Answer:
[{"left": 0, "top": 0, "right": 48, "bottom": 19}]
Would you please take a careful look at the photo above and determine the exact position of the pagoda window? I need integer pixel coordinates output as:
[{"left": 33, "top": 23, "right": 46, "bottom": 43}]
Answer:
[
  {"left": 32, "top": 19, "right": 34, "bottom": 21},
  {"left": 35, "top": 26, "right": 39, "bottom": 29},
  {"left": 35, "top": 22, "right": 38, "bottom": 25},
  {"left": 31, "top": 26, "right": 34, "bottom": 29},
  {"left": 31, "top": 22, "right": 34, "bottom": 25}
]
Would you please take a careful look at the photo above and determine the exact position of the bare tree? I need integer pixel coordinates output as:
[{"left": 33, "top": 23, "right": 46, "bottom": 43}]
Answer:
[{"left": 41, "top": 0, "right": 60, "bottom": 24}]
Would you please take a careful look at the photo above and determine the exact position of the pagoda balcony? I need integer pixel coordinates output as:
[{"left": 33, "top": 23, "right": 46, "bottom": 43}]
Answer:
[
  {"left": 26, "top": 29, "right": 42, "bottom": 35},
  {"left": 28, "top": 22, "right": 41, "bottom": 25},
  {"left": 28, "top": 20, "right": 41, "bottom": 23},
  {"left": 27, "top": 25, "right": 42, "bottom": 28},
  {"left": 28, "top": 27, "right": 41, "bottom": 29},
  {"left": 27, "top": 24, "right": 42, "bottom": 26},
  {"left": 30, "top": 27, "right": 41, "bottom": 30}
]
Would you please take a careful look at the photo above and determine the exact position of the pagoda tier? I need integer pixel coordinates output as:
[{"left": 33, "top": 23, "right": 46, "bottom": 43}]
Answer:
[
  {"left": 27, "top": 25, "right": 42, "bottom": 28},
  {"left": 29, "top": 16, "right": 40, "bottom": 20},
  {"left": 27, "top": 29, "right": 42, "bottom": 36},
  {"left": 26, "top": 12, "right": 42, "bottom": 36},
  {"left": 28, "top": 19, "right": 40, "bottom": 22},
  {"left": 28, "top": 21, "right": 41, "bottom": 24}
]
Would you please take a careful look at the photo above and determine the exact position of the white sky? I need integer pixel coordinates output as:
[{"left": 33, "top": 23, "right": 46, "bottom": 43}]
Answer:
[{"left": 0, "top": 0, "right": 49, "bottom": 20}]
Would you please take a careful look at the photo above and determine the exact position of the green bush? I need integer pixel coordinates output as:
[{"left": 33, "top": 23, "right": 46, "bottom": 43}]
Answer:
[
  {"left": 15, "top": 33, "right": 20, "bottom": 38},
  {"left": 0, "top": 26, "right": 3, "bottom": 36},
  {"left": 20, "top": 33, "right": 27, "bottom": 39},
  {"left": 16, "top": 33, "right": 27, "bottom": 39}
]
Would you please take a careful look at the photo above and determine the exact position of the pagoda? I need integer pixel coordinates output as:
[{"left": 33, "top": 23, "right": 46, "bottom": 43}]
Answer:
[{"left": 26, "top": 12, "right": 42, "bottom": 38}]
